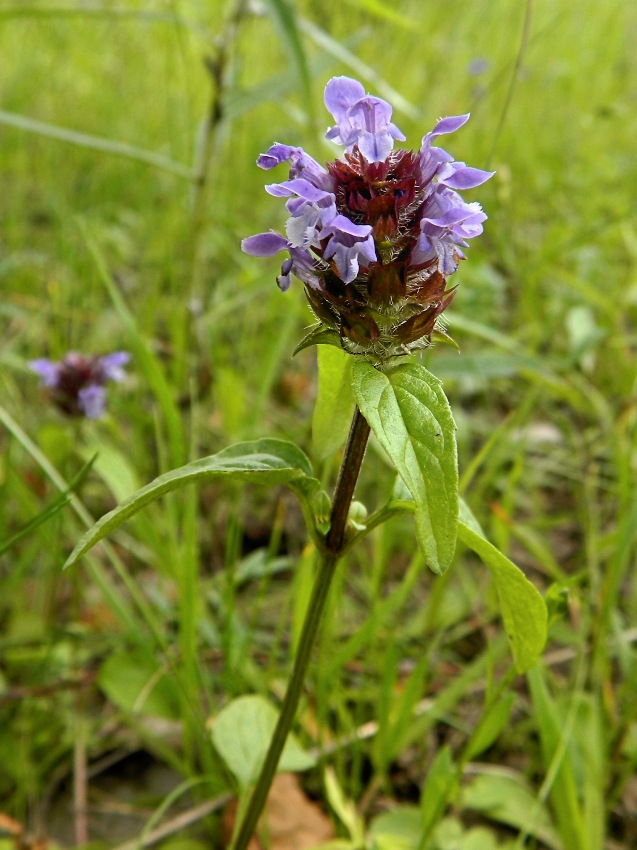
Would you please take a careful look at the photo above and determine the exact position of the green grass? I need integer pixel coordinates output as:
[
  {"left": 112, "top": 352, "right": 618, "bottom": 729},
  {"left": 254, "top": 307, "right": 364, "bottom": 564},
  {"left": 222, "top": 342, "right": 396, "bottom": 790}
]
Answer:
[{"left": 1, "top": 0, "right": 637, "bottom": 847}]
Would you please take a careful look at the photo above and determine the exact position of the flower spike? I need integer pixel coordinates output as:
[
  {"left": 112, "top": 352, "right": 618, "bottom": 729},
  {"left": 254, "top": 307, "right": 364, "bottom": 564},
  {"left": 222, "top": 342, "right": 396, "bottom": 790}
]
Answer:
[{"left": 242, "top": 76, "right": 493, "bottom": 358}]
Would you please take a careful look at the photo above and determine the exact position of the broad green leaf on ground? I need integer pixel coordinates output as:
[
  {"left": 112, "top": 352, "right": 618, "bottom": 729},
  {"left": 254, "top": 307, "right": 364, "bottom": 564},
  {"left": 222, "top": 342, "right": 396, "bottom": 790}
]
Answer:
[
  {"left": 211, "top": 695, "right": 315, "bottom": 789},
  {"left": 458, "top": 500, "right": 547, "bottom": 673},
  {"left": 461, "top": 773, "right": 560, "bottom": 850},
  {"left": 98, "top": 651, "right": 180, "bottom": 719},
  {"left": 352, "top": 360, "right": 458, "bottom": 574},
  {"left": 369, "top": 806, "right": 421, "bottom": 850},
  {"left": 432, "top": 818, "right": 514, "bottom": 850},
  {"left": 312, "top": 345, "right": 355, "bottom": 460},
  {"left": 64, "top": 439, "right": 320, "bottom": 569}
]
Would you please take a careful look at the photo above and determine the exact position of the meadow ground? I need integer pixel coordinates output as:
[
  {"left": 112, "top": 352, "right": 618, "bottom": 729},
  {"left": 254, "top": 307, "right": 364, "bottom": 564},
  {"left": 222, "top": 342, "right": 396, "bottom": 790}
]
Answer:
[{"left": 1, "top": 1, "right": 637, "bottom": 848}]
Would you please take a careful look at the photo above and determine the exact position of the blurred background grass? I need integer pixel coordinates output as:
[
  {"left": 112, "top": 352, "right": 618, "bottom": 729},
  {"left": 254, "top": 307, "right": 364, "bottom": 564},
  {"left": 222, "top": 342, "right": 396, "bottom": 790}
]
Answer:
[{"left": 1, "top": 1, "right": 637, "bottom": 848}]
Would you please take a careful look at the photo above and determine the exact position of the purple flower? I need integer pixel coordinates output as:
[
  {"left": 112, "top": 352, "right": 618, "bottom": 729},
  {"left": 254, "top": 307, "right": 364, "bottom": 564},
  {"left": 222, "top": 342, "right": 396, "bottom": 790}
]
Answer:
[
  {"left": 266, "top": 178, "right": 338, "bottom": 251},
  {"left": 242, "top": 75, "right": 494, "bottom": 357},
  {"left": 320, "top": 216, "right": 376, "bottom": 283},
  {"left": 30, "top": 351, "right": 130, "bottom": 418},
  {"left": 324, "top": 76, "right": 406, "bottom": 164},
  {"left": 258, "top": 145, "right": 333, "bottom": 191}
]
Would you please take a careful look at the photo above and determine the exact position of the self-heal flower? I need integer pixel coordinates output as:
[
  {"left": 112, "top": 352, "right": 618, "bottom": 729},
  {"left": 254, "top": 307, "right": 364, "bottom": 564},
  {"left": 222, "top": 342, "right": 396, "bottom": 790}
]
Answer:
[
  {"left": 324, "top": 76, "right": 406, "bottom": 163},
  {"left": 242, "top": 76, "right": 493, "bottom": 358},
  {"left": 30, "top": 351, "right": 130, "bottom": 418}
]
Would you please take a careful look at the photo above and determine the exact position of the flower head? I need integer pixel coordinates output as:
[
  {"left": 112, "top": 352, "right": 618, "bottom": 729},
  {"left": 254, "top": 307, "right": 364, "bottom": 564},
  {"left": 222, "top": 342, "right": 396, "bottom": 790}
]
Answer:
[
  {"left": 242, "top": 76, "right": 493, "bottom": 358},
  {"left": 30, "top": 351, "right": 130, "bottom": 418}
]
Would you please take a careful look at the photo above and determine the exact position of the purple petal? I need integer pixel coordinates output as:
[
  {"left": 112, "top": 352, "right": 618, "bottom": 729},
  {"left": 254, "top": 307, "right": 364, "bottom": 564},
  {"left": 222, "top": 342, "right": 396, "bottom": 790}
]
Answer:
[
  {"left": 324, "top": 77, "right": 405, "bottom": 164},
  {"left": 78, "top": 385, "right": 106, "bottom": 419},
  {"left": 285, "top": 205, "right": 322, "bottom": 249},
  {"left": 321, "top": 215, "right": 376, "bottom": 283},
  {"left": 99, "top": 351, "right": 129, "bottom": 382},
  {"left": 419, "top": 115, "right": 472, "bottom": 183},
  {"left": 413, "top": 235, "right": 460, "bottom": 275},
  {"left": 266, "top": 179, "right": 333, "bottom": 205},
  {"left": 348, "top": 97, "right": 391, "bottom": 133},
  {"left": 356, "top": 130, "right": 394, "bottom": 165},
  {"left": 257, "top": 145, "right": 304, "bottom": 170},
  {"left": 241, "top": 232, "right": 288, "bottom": 256},
  {"left": 29, "top": 358, "right": 60, "bottom": 387},
  {"left": 324, "top": 76, "right": 366, "bottom": 121},
  {"left": 243, "top": 230, "right": 319, "bottom": 293},
  {"left": 257, "top": 144, "right": 332, "bottom": 190},
  {"left": 277, "top": 258, "right": 294, "bottom": 292},
  {"left": 264, "top": 179, "right": 338, "bottom": 244},
  {"left": 438, "top": 163, "right": 495, "bottom": 190},
  {"left": 430, "top": 114, "right": 470, "bottom": 138},
  {"left": 424, "top": 206, "right": 486, "bottom": 228},
  {"left": 322, "top": 215, "right": 373, "bottom": 240}
]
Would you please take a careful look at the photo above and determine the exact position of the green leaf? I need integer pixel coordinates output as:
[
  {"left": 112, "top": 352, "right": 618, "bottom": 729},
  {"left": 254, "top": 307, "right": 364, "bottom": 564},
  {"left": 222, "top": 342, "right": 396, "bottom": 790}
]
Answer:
[
  {"left": 369, "top": 806, "right": 421, "bottom": 850},
  {"left": 420, "top": 745, "right": 456, "bottom": 838},
  {"left": 457, "top": 501, "right": 547, "bottom": 673},
  {"left": 432, "top": 819, "right": 508, "bottom": 850},
  {"left": 465, "top": 693, "right": 515, "bottom": 761},
  {"left": 458, "top": 827, "right": 507, "bottom": 850},
  {"left": 98, "top": 651, "right": 180, "bottom": 719},
  {"left": 0, "top": 108, "right": 194, "bottom": 178},
  {"left": 211, "top": 695, "right": 315, "bottom": 789},
  {"left": 430, "top": 328, "right": 461, "bottom": 351},
  {"left": 352, "top": 360, "right": 458, "bottom": 574},
  {"left": 461, "top": 773, "right": 560, "bottom": 850},
  {"left": 293, "top": 325, "right": 342, "bottom": 355},
  {"left": 312, "top": 346, "right": 355, "bottom": 460},
  {"left": 305, "top": 843, "right": 358, "bottom": 850},
  {"left": 65, "top": 439, "right": 319, "bottom": 569},
  {"left": 82, "top": 442, "right": 140, "bottom": 502}
]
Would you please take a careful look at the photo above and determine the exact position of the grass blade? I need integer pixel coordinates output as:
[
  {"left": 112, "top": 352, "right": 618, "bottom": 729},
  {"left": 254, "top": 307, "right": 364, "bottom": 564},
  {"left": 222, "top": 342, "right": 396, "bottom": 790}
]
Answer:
[{"left": 0, "top": 109, "right": 194, "bottom": 179}]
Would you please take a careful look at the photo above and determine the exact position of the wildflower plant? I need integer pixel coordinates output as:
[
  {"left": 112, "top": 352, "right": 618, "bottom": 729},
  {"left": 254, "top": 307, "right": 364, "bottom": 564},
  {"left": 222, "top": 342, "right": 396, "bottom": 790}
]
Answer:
[{"left": 64, "top": 78, "right": 547, "bottom": 849}]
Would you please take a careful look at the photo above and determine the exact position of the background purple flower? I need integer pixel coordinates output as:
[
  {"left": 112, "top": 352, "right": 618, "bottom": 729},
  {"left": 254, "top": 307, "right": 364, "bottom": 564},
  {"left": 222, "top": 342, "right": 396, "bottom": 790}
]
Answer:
[{"left": 30, "top": 351, "right": 130, "bottom": 418}]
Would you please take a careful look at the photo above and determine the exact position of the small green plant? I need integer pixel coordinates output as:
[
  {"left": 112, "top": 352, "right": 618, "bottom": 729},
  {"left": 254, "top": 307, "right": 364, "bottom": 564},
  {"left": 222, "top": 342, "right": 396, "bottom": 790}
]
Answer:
[{"left": 64, "top": 76, "right": 547, "bottom": 849}]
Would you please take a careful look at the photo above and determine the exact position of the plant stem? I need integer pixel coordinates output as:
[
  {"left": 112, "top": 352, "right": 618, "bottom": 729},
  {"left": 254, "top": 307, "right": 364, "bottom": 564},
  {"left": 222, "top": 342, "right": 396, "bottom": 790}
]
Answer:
[
  {"left": 230, "top": 406, "right": 370, "bottom": 850},
  {"left": 326, "top": 408, "right": 371, "bottom": 554}
]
